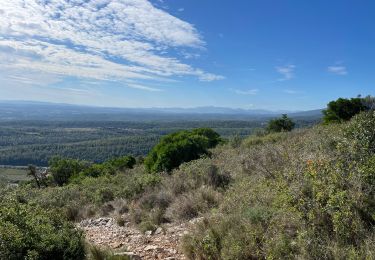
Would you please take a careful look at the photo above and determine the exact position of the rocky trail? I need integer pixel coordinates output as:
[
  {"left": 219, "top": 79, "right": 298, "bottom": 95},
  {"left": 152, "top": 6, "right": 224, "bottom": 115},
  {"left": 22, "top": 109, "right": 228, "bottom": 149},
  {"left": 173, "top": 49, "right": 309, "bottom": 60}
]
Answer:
[{"left": 80, "top": 215, "right": 202, "bottom": 259}]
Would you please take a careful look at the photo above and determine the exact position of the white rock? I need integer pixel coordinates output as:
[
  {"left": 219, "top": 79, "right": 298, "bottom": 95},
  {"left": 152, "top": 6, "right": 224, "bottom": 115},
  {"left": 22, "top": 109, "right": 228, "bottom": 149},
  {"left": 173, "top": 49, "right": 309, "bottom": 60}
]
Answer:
[
  {"left": 144, "top": 245, "right": 158, "bottom": 251},
  {"left": 154, "top": 227, "right": 163, "bottom": 235}
]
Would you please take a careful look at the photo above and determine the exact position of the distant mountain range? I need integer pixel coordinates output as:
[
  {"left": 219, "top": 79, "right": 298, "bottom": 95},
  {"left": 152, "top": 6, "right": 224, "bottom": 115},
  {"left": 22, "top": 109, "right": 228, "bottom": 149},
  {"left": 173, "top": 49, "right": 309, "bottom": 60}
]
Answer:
[{"left": 0, "top": 100, "right": 323, "bottom": 121}]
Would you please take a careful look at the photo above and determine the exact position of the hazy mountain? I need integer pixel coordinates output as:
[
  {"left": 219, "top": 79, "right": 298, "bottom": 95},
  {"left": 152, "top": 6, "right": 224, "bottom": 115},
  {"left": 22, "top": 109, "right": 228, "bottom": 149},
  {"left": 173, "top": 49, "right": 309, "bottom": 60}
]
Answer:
[{"left": 0, "top": 101, "right": 323, "bottom": 121}]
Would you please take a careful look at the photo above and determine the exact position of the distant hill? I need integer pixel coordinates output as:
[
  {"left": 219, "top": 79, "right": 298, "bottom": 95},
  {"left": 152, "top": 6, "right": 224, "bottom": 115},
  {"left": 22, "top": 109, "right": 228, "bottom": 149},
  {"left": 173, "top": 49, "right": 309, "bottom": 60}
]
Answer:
[{"left": 0, "top": 101, "right": 323, "bottom": 121}]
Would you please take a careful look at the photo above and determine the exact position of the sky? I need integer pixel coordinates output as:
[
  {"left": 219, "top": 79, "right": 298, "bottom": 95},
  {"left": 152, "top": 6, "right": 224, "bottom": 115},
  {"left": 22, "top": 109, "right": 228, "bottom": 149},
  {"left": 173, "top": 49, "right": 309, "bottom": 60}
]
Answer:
[{"left": 0, "top": 0, "right": 374, "bottom": 111}]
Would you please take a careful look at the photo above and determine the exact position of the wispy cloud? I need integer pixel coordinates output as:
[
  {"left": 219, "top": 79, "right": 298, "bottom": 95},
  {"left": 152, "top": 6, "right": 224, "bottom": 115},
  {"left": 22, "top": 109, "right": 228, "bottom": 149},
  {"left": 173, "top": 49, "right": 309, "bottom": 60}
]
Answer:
[
  {"left": 0, "top": 0, "right": 223, "bottom": 91},
  {"left": 283, "top": 89, "right": 298, "bottom": 94},
  {"left": 232, "top": 88, "right": 259, "bottom": 95},
  {"left": 127, "top": 83, "right": 163, "bottom": 92},
  {"left": 276, "top": 65, "right": 295, "bottom": 81},
  {"left": 328, "top": 65, "right": 347, "bottom": 75}
]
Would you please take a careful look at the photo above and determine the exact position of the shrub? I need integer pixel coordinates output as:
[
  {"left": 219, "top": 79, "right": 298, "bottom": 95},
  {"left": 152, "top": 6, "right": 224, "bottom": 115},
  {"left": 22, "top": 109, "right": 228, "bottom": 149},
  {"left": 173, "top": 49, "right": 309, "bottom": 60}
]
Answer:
[
  {"left": 166, "top": 187, "right": 221, "bottom": 221},
  {"left": 205, "top": 165, "right": 231, "bottom": 189},
  {"left": 182, "top": 113, "right": 375, "bottom": 259},
  {"left": 65, "top": 202, "right": 84, "bottom": 221},
  {"left": 139, "top": 220, "right": 157, "bottom": 233},
  {"left": 338, "top": 110, "right": 375, "bottom": 160},
  {"left": 80, "top": 164, "right": 115, "bottom": 179},
  {"left": 228, "top": 134, "right": 242, "bottom": 148},
  {"left": 112, "top": 198, "right": 129, "bottom": 215},
  {"left": 96, "top": 188, "right": 115, "bottom": 204},
  {"left": 182, "top": 218, "right": 222, "bottom": 260},
  {"left": 144, "top": 128, "right": 222, "bottom": 173},
  {"left": 129, "top": 159, "right": 228, "bottom": 230},
  {"left": 138, "top": 190, "right": 173, "bottom": 211},
  {"left": 243, "top": 132, "right": 286, "bottom": 147},
  {"left": 0, "top": 200, "right": 85, "bottom": 260},
  {"left": 86, "top": 245, "right": 130, "bottom": 260},
  {"left": 115, "top": 214, "right": 126, "bottom": 227},
  {"left": 101, "top": 202, "right": 115, "bottom": 216}
]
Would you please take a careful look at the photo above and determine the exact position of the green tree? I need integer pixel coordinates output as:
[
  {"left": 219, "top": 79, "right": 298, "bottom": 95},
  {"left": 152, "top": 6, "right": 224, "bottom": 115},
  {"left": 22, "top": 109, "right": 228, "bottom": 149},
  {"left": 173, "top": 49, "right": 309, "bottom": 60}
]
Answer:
[
  {"left": 266, "top": 114, "right": 295, "bottom": 133},
  {"left": 323, "top": 97, "right": 367, "bottom": 123},
  {"left": 27, "top": 164, "right": 40, "bottom": 189},
  {"left": 145, "top": 128, "right": 222, "bottom": 173},
  {"left": 107, "top": 155, "right": 136, "bottom": 170},
  {"left": 49, "top": 157, "right": 88, "bottom": 186}
]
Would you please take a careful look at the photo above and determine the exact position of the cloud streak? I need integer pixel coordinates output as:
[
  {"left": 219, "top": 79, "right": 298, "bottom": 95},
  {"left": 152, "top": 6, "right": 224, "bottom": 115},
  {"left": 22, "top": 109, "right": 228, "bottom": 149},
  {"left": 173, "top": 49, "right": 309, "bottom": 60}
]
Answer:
[
  {"left": 328, "top": 65, "right": 347, "bottom": 75},
  {"left": 232, "top": 88, "right": 259, "bottom": 95},
  {"left": 283, "top": 89, "right": 298, "bottom": 94},
  {"left": 0, "top": 0, "right": 223, "bottom": 90},
  {"left": 127, "top": 83, "right": 163, "bottom": 92},
  {"left": 276, "top": 65, "right": 295, "bottom": 81}
]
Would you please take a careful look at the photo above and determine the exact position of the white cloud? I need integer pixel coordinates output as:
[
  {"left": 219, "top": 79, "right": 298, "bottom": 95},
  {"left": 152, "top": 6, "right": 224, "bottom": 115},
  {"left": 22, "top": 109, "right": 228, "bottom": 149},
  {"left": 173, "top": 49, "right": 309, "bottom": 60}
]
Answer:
[
  {"left": 233, "top": 88, "right": 259, "bottom": 95},
  {"left": 0, "top": 76, "right": 100, "bottom": 103},
  {"left": 0, "top": 0, "right": 223, "bottom": 90},
  {"left": 1, "top": 68, "right": 62, "bottom": 86},
  {"left": 178, "top": 8, "right": 185, "bottom": 12},
  {"left": 283, "top": 89, "right": 298, "bottom": 94},
  {"left": 328, "top": 65, "right": 347, "bottom": 75},
  {"left": 127, "top": 83, "right": 163, "bottom": 92},
  {"left": 276, "top": 64, "right": 295, "bottom": 81},
  {"left": 197, "top": 71, "right": 225, "bottom": 81}
]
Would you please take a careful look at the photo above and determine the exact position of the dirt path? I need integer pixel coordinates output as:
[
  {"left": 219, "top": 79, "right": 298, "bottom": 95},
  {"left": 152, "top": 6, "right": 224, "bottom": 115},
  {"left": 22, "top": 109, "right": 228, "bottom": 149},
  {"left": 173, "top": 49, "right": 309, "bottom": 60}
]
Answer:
[{"left": 80, "top": 215, "right": 201, "bottom": 259}]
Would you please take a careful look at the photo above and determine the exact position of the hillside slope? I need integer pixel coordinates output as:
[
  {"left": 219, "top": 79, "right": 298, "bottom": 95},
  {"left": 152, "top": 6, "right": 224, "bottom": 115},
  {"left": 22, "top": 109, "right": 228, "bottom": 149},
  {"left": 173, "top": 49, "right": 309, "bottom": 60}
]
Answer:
[
  {"left": 1, "top": 111, "right": 374, "bottom": 259},
  {"left": 128, "top": 111, "right": 375, "bottom": 259},
  {"left": 179, "top": 112, "right": 375, "bottom": 259}
]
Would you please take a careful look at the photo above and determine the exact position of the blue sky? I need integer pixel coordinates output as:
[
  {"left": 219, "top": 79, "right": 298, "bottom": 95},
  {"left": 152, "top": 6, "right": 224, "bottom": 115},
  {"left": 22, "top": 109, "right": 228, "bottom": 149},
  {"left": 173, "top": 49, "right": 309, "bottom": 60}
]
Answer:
[{"left": 0, "top": 0, "right": 374, "bottom": 110}]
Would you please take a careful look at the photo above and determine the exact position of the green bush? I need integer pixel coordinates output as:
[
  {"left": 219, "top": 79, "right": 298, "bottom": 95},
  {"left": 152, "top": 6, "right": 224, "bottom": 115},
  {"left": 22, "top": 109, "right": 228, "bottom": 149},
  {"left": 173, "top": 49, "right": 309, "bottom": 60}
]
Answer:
[
  {"left": 338, "top": 110, "right": 375, "bottom": 160},
  {"left": 0, "top": 200, "right": 85, "bottom": 260},
  {"left": 144, "top": 128, "right": 222, "bottom": 173}
]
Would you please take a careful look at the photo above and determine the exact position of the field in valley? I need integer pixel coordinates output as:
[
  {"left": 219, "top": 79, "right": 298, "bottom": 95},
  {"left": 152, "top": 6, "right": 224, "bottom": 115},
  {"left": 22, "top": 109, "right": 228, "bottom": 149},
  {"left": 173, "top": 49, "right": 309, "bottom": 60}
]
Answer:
[{"left": 0, "top": 167, "right": 30, "bottom": 184}]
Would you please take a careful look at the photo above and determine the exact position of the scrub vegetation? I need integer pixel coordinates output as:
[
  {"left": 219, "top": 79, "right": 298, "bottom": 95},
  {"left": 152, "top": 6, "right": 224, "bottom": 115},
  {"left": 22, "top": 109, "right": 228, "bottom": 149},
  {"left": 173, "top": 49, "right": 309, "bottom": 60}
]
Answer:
[{"left": 1, "top": 97, "right": 374, "bottom": 259}]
